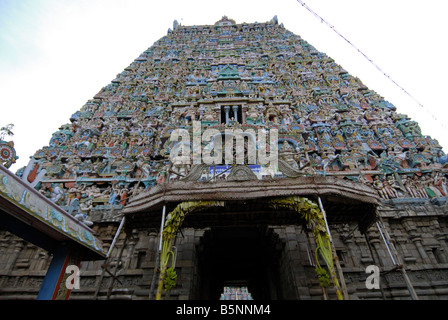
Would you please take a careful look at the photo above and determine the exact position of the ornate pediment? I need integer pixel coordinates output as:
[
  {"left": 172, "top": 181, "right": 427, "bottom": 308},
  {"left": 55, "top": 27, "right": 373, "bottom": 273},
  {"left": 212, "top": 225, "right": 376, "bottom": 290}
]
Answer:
[{"left": 227, "top": 165, "right": 258, "bottom": 181}]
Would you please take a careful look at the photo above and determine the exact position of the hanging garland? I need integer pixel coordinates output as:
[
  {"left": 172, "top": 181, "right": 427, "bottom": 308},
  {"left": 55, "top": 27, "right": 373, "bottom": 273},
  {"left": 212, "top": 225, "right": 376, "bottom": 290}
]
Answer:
[
  {"left": 268, "top": 196, "right": 343, "bottom": 300},
  {"left": 154, "top": 197, "right": 342, "bottom": 300},
  {"left": 155, "top": 200, "right": 224, "bottom": 300}
]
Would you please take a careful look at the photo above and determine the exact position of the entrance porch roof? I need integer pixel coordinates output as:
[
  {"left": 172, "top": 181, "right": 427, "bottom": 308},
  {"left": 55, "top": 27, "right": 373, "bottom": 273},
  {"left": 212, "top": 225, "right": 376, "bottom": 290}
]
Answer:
[{"left": 124, "top": 176, "right": 381, "bottom": 233}]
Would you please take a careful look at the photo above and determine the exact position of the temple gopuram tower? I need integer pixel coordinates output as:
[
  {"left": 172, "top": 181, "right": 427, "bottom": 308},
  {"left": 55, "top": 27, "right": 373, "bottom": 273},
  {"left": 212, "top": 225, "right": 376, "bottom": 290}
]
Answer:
[{"left": 1, "top": 16, "right": 448, "bottom": 300}]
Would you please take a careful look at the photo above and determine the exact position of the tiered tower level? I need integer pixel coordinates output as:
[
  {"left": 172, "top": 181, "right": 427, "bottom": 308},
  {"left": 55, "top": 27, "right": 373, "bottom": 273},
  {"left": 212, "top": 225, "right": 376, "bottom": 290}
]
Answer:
[
  {"left": 25, "top": 17, "right": 447, "bottom": 205},
  {"left": 2, "top": 16, "right": 448, "bottom": 300},
  {"left": 23, "top": 16, "right": 448, "bottom": 203}
]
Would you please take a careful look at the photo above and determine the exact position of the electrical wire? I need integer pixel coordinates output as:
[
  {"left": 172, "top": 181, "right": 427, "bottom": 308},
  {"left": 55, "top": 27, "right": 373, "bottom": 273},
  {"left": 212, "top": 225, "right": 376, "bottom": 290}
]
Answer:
[{"left": 296, "top": 0, "right": 447, "bottom": 132}]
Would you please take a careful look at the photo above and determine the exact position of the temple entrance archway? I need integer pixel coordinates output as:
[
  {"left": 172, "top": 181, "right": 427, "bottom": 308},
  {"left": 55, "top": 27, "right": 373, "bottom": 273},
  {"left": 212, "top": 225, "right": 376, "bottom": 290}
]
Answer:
[
  {"left": 194, "top": 225, "right": 290, "bottom": 300},
  {"left": 123, "top": 176, "right": 381, "bottom": 300}
]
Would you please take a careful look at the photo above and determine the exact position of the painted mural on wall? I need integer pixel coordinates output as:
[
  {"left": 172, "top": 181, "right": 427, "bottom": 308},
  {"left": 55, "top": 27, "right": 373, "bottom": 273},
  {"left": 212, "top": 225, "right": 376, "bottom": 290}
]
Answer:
[{"left": 14, "top": 16, "right": 448, "bottom": 222}]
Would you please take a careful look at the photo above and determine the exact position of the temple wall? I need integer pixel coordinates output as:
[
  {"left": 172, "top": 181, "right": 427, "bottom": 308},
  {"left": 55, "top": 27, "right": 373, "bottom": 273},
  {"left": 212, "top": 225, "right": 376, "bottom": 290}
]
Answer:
[{"left": 1, "top": 197, "right": 447, "bottom": 300}]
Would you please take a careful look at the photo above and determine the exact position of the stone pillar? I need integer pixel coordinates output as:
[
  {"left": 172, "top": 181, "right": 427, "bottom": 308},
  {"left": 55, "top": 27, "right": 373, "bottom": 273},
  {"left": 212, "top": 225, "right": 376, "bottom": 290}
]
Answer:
[
  {"left": 124, "top": 230, "right": 138, "bottom": 270},
  {"left": 31, "top": 248, "right": 49, "bottom": 271},
  {"left": 401, "top": 218, "right": 430, "bottom": 263},
  {"left": 6, "top": 240, "right": 24, "bottom": 272},
  {"left": 241, "top": 105, "right": 247, "bottom": 123},
  {"left": 224, "top": 106, "right": 230, "bottom": 124},
  {"left": 339, "top": 224, "right": 356, "bottom": 266},
  {"left": 396, "top": 237, "right": 417, "bottom": 264},
  {"left": 232, "top": 105, "right": 239, "bottom": 122},
  {"left": 148, "top": 232, "right": 158, "bottom": 261},
  {"left": 356, "top": 235, "right": 374, "bottom": 265},
  {"left": 368, "top": 232, "right": 391, "bottom": 267},
  {"left": 410, "top": 234, "right": 431, "bottom": 264},
  {"left": 0, "top": 236, "right": 9, "bottom": 271},
  {"left": 147, "top": 231, "right": 159, "bottom": 300},
  {"left": 435, "top": 233, "right": 448, "bottom": 263}
]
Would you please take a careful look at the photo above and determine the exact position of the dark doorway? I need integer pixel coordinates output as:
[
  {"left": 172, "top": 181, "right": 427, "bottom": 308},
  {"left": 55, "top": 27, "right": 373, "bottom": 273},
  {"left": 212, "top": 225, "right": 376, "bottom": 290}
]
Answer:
[{"left": 194, "top": 226, "right": 290, "bottom": 300}]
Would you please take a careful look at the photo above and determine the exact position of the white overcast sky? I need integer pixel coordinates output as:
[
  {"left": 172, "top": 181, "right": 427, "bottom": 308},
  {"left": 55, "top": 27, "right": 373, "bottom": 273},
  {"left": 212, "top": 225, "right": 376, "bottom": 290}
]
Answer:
[{"left": 1, "top": 0, "right": 447, "bottom": 172}]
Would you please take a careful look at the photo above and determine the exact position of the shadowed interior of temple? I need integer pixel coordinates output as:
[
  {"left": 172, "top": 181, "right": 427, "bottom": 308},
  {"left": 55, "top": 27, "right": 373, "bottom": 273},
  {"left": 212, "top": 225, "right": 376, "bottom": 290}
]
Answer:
[{"left": 194, "top": 226, "right": 290, "bottom": 300}]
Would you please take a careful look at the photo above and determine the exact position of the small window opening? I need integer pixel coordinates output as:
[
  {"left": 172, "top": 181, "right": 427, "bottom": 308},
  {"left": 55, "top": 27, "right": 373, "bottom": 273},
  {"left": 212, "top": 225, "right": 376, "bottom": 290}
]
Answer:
[{"left": 221, "top": 105, "right": 242, "bottom": 124}]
